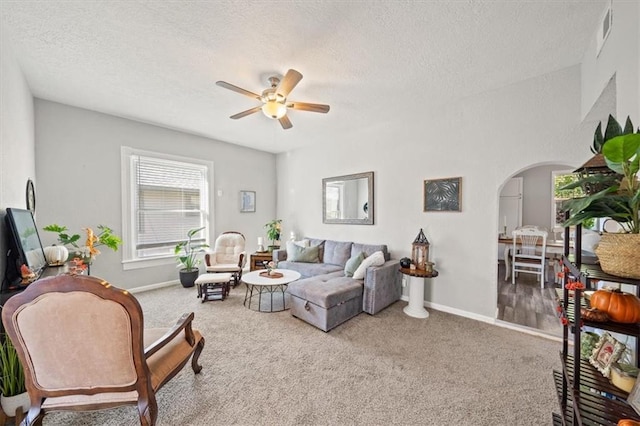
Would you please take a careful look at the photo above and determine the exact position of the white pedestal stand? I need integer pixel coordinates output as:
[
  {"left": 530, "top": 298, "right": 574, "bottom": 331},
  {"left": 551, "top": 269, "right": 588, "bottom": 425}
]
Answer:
[
  {"left": 400, "top": 267, "right": 438, "bottom": 319},
  {"left": 403, "top": 275, "right": 429, "bottom": 318}
]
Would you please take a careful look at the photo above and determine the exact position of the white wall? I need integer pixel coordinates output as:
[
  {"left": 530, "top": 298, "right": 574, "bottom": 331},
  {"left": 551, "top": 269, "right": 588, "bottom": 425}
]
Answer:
[
  {"left": 277, "top": 65, "right": 585, "bottom": 319},
  {"left": 581, "top": 0, "right": 639, "bottom": 121},
  {"left": 0, "top": 30, "right": 35, "bottom": 285},
  {"left": 34, "top": 100, "right": 276, "bottom": 290},
  {"left": 516, "top": 164, "right": 571, "bottom": 230}
]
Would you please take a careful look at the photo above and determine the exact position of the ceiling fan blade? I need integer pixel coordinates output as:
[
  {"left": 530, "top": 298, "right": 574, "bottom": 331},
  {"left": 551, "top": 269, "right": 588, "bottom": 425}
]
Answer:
[
  {"left": 230, "top": 106, "right": 262, "bottom": 119},
  {"left": 279, "top": 115, "right": 293, "bottom": 129},
  {"left": 287, "top": 101, "right": 330, "bottom": 114},
  {"left": 216, "top": 81, "right": 261, "bottom": 100},
  {"left": 276, "top": 69, "right": 303, "bottom": 97}
]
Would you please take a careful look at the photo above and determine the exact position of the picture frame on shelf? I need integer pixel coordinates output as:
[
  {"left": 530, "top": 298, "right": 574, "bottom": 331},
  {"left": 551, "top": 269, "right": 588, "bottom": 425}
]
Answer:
[
  {"left": 628, "top": 373, "right": 640, "bottom": 415},
  {"left": 240, "top": 190, "right": 256, "bottom": 213},
  {"left": 589, "top": 332, "right": 626, "bottom": 378},
  {"left": 423, "top": 177, "right": 461, "bottom": 212}
]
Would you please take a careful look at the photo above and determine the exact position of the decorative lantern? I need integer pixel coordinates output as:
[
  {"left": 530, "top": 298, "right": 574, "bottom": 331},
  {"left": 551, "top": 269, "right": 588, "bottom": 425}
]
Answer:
[
  {"left": 411, "top": 229, "right": 430, "bottom": 270},
  {"left": 573, "top": 153, "right": 619, "bottom": 195}
]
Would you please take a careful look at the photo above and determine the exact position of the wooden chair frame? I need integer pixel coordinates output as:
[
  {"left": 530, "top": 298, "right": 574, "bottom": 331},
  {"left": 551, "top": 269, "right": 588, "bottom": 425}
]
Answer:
[{"left": 1, "top": 274, "right": 204, "bottom": 426}]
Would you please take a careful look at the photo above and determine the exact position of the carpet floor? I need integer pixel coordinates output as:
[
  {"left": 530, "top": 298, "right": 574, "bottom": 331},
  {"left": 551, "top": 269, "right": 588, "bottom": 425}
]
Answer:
[{"left": 43, "top": 282, "right": 562, "bottom": 425}]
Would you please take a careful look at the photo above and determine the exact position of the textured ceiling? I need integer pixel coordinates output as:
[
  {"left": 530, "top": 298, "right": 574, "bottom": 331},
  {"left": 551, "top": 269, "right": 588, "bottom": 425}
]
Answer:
[{"left": 0, "top": 1, "right": 607, "bottom": 153}]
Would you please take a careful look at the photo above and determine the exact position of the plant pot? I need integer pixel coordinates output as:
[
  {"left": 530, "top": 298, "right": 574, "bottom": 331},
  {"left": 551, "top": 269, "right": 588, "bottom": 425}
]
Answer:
[
  {"left": 179, "top": 269, "right": 199, "bottom": 288},
  {"left": 594, "top": 233, "right": 640, "bottom": 279},
  {"left": 1, "top": 392, "right": 29, "bottom": 417}
]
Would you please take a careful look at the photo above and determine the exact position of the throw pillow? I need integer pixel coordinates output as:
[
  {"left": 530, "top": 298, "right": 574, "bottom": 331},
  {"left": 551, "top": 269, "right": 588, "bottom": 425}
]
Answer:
[
  {"left": 286, "top": 241, "right": 320, "bottom": 263},
  {"left": 344, "top": 252, "right": 365, "bottom": 277},
  {"left": 293, "top": 239, "right": 310, "bottom": 248},
  {"left": 352, "top": 251, "right": 385, "bottom": 280}
]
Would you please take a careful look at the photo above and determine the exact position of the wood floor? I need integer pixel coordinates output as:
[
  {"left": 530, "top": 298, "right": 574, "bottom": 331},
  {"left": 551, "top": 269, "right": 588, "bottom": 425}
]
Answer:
[{"left": 496, "top": 261, "right": 562, "bottom": 337}]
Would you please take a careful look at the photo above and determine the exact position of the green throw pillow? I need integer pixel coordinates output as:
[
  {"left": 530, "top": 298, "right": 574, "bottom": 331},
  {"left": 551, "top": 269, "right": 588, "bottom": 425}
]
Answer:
[
  {"left": 287, "top": 241, "right": 320, "bottom": 263},
  {"left": 344, "top": 252, "right": 365, "bottom": 277}
]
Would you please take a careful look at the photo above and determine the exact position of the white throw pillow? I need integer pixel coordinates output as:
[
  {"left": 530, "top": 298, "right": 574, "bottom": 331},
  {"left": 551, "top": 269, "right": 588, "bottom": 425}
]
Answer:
[
  {"left": 352, "top": 251, "right": 385, "bottom": 280},
  {"left": 293, "top": 239, "right": 310, "bottom": 248}
]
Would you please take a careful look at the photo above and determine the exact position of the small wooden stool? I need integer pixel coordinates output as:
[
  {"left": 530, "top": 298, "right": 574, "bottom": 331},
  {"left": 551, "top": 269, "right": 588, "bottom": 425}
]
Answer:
[{"left": 195, "top": 273, "right": 232, "bottom": 302}]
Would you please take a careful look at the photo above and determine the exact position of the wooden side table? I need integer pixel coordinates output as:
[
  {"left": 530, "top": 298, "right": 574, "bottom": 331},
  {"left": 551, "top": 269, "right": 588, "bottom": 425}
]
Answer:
[
  {"left": 250, "top": 252, "right": 273, "bottom": 271},
  {"left": 399, "top": 267, "right": 439, "bottom": 319}
]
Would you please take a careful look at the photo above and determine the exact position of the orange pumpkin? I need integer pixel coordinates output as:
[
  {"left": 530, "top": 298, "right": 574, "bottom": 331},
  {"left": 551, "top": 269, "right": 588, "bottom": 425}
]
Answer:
[
  {"left": 618, "top": 420, "right": 640, "bottom": 426},
  {"left": 590, "top": 288, "right": 640, "bottom": 323}
]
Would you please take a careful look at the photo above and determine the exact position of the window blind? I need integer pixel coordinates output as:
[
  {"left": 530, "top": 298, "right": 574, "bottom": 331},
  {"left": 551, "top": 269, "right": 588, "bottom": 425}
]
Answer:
[{"left": 133, "top": 155, "right": 207, "bottom": 257}]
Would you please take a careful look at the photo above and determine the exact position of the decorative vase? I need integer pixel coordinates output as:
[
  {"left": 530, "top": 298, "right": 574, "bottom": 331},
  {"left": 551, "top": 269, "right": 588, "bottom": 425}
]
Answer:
[
  {"left": 0, "top": 392, "right": 29, "bottom": 417},
  {"left": 594, "top": 233, "right": 640, "bottom": 279}
]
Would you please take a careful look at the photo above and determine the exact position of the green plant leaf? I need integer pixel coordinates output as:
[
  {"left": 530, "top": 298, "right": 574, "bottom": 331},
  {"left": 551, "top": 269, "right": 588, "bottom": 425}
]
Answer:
[
  {"left": 558, "top": 174, "right": 616, "bottom": 191},
  {"left": 623, "top": 116, "right": 635, "bottom": 135},
  {"left": 602, "top": 134, "right": 640, "bottom": 163},
  {"left": 603, "top": 114, "right": 622, "bottom": 142},
  {"left": 591, "top": 122, "right": 604, "bottom": 154}
]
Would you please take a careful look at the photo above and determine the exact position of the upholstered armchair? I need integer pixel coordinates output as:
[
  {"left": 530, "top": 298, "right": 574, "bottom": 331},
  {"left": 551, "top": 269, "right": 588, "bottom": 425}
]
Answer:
[
  {"left": 1, "top": 274, "right": 204, "bottom": 426},
  {"left": 204, "top": 231, "right": 247, "bottom": 286}
]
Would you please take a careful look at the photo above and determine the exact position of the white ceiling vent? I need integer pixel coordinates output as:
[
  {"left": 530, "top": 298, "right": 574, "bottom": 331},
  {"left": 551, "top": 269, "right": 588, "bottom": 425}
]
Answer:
[{"left": 596, "top": 0, "right": 613, "bottom": 56}]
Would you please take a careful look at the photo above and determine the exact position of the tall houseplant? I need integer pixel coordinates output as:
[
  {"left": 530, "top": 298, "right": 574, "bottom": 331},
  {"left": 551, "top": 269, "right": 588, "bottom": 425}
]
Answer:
[
  {"left": 174, "top": 227, "right": 208, "bottom": 287},
  {"left": 0, "top": 335, "right": 28, "bottom": 417},
  {"left": 562, "top": 117, "right": 640, "bottom": 278}
]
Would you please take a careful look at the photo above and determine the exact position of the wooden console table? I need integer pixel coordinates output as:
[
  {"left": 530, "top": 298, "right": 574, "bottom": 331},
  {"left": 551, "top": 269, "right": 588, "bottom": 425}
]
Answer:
[{"left": 399, "top": 267, "right": 439, "bottom": 319}]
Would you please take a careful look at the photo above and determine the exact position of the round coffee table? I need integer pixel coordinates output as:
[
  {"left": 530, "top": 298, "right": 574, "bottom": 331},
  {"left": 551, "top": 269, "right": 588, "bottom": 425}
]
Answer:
[{"left": 241, "top": 269, "right": 301, "bottom": 312}]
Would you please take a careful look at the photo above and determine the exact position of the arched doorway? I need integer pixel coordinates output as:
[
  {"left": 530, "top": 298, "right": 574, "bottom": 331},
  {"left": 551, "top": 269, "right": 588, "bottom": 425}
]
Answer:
[{"left": 495, "top": 162, "right": 574, "bottom": 337}]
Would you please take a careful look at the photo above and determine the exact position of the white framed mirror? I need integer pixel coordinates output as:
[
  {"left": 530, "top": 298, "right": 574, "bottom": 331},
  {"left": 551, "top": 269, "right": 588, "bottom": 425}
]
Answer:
[{"left": 322, "top": 171, "right": 374, "bottom": 225}]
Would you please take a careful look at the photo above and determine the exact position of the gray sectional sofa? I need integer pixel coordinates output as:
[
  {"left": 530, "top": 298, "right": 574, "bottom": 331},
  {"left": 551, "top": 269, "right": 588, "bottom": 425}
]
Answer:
[{"left": 273, "top": 238, "right": 401, "bottom": 331}]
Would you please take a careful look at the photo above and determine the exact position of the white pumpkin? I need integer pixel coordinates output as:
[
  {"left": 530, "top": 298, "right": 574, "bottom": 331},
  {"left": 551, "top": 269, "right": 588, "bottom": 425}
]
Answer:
[{"left": 44, "top": 245, "right": 69, "bottom": 266}]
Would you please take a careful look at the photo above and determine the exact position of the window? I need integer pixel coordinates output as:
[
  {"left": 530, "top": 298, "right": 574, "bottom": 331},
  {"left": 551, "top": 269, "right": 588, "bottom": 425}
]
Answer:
[
  {"left": 552, "top": 170, "right": 596, "bottom": 231},
  {"left": 325, "top": 183, "right": 343, "bottom": 219},
  {"left": 121, "top": 147, "right": 212, "bottom": 269}
]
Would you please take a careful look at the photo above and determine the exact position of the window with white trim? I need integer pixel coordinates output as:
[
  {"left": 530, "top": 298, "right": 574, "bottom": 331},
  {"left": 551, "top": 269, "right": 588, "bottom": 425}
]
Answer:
[{"left": 121, "top": 147, "right": 212, "bottom": 269}]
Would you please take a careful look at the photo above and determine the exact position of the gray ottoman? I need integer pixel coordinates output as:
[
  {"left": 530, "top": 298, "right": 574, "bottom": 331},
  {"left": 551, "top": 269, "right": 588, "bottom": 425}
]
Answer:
[{"left": 287, "top": 272, "right": 363, "bottom": 332}]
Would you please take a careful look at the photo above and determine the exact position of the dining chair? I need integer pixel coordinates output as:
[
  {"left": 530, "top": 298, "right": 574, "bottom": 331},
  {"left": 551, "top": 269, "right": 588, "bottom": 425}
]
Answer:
[{"left": 511, "top": 228, "right": 548, "bottom": 288}]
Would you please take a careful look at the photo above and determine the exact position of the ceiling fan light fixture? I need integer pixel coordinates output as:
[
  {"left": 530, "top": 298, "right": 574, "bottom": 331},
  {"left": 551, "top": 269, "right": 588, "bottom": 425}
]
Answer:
[{"left": 262, "top": 100, "right": 287, "bottom": 119}]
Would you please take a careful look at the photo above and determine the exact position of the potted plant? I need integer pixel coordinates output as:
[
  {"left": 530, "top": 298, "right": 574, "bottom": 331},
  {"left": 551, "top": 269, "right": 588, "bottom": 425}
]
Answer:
[
  {"left": 264, "top": 219, "right": 282, "bottom": 251},
  {"left": 0, "top": 335, "right": 28, "bottom": 417},
  {"left": 43, "top": 224, "right": 122, "bottom": 266},
  {"left": 562, "top": 116, "right": 640, "bottom": 278},
  {"left": 174, "top": 227, "right": 208, "bottom": 287}
]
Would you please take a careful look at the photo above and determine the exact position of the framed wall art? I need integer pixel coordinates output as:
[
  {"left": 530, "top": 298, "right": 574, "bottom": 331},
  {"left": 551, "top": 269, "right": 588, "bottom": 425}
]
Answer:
[
  {"left": 589, "top": 332, "right": 625, "bottom": 378},
  {"left": 424, "top": 177, "right": 461, "bottom": 212},
  {"left": 240, "top": 190, "right": 256, "bottom": 213}
]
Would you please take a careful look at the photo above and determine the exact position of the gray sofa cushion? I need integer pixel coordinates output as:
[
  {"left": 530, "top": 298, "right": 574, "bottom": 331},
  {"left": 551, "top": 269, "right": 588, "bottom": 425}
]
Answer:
[
  {"left": 277, "top": 261, "right": 342, "bottom": 278},
  {"left": 351, "top": 243, "right": 390, "bottom": 261},
  {"left": 322, "top": 240, "right": 353, "bottom": 266},
  {"left": 288, "top": 272, "right": 364, "bottom": 309}
]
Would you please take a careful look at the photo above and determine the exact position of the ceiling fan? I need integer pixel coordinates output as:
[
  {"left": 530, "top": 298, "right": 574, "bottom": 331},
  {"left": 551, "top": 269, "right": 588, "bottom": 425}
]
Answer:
[{"left": 216, "top": 69, "right": 330, "bottom": 130}]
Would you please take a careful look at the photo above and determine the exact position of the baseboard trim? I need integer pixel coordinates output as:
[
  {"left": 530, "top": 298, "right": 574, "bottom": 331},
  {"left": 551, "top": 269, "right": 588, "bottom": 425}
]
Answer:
[
  {"left": 399, "top": 295, "right": 562, "bottom": 342},
  {"left": 128, "top": 280, "right": 179, "bottom": 294}
]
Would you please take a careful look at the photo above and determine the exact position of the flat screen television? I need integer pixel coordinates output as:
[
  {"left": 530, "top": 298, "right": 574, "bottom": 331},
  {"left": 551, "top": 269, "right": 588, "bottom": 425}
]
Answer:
[{"left": 3, "top": 207, "right": 47, "bottom": 290}]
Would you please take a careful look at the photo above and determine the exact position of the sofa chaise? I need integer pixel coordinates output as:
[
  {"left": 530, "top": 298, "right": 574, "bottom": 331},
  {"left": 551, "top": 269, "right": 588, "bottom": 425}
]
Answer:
[{"left": 273, "top": 238, "right": 401, "bottom": 331}]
